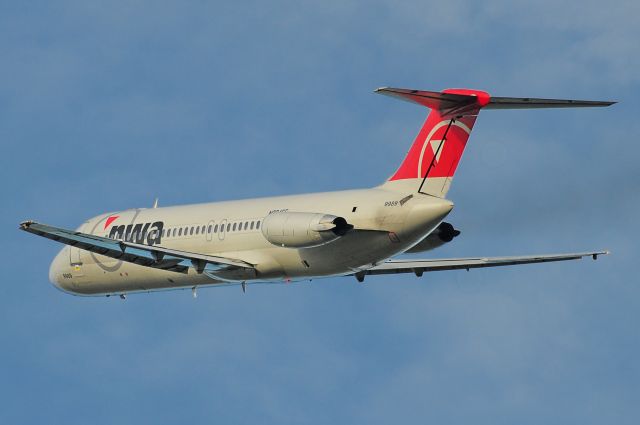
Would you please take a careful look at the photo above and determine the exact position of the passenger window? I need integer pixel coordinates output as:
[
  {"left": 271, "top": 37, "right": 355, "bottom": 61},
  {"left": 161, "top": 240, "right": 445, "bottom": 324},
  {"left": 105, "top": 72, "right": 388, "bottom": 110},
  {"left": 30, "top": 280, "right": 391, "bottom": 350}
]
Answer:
[
  {"left": 250, "top": 221, "right": 254, "bottom": 230},
  {"left": 178, "top": 228, "right": 182, "bottom": 236},
  {"left": 232, "top": 223, "right": 236, "bottom": 231},
  {"left": 214, "top": 224, "right": 218, "bottom": 233},
  {"left": 243, "top": 222, "right": 248, "bottom": 230},
  {"left": 195, "top": 227, "right": 199, "bottom": 235},
  {"left": 256, "top": 221, "right": 261, "bottom": 229},
  {"left": 227, "top": 223, "right": 231, "bottom": 232},
  {"left": 208, "top": 225, "right": 212, "bottom": 233}
]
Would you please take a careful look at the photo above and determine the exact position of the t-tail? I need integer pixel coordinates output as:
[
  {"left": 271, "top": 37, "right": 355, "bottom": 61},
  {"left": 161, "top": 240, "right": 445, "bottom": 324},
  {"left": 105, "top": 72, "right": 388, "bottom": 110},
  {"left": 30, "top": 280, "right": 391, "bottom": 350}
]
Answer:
[{"left": 377, "top": 87, "right": 615, "bottom": 198}]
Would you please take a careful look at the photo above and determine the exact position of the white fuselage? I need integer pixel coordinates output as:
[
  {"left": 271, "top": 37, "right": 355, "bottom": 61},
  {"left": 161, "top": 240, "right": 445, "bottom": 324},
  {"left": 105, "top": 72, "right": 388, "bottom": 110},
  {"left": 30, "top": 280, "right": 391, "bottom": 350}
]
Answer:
[{"left": 49, "top": 186, "right": 453, "bottom": 295}]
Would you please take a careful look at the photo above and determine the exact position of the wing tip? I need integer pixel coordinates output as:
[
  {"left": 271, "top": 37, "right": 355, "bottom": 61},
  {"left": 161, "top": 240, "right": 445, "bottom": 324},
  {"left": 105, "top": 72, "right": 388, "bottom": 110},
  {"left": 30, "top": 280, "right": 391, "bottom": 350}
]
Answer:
[
  {"left": 588, "top": 250, "right": 610, "bottom": 260},
  {"left": 19, "top": 220, "right": 34, "bottom": 230}
]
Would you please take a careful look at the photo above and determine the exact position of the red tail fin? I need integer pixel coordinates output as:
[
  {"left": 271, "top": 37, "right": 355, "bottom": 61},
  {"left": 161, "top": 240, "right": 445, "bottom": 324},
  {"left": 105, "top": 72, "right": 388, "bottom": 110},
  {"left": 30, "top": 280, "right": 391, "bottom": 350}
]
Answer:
[
  {"left": 377, "top": 87, "right": 613, "bottom": 197},
  {"left": 389, "top": 111, "right": 478, "bottom": 182},
  {"left": 379, "top": 88, "right": 490, "bottom": 197}
]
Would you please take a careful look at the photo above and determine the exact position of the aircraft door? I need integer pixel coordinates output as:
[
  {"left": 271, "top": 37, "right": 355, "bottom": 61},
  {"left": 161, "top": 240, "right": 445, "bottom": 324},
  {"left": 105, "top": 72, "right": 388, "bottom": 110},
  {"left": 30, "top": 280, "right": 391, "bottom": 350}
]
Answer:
[
  {"left": 69, "top": 246, "right": 82, "bottom": 266},
  {"left": 69, "top": 222, "right": 86, "bottom": 272}
]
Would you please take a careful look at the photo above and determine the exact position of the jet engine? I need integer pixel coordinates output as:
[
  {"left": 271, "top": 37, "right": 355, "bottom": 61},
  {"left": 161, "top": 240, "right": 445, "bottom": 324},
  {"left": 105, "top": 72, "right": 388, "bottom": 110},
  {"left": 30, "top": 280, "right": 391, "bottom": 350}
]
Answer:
[
  {"left": 261, "top": 212, "right": 353, "bottom": 248},
  {"left": 405, "top": 221, "right": 460, "bottom": 253}
]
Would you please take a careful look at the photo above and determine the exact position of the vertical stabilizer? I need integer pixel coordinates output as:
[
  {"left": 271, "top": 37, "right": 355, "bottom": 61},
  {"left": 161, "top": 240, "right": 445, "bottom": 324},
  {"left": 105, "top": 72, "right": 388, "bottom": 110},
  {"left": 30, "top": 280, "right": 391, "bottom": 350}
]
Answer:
[
  {"left": 379, "top": 88, "right": 489, "bottom": 197},
  {"left": 376, "top": 87, "right": 614, "bottom": 197}
]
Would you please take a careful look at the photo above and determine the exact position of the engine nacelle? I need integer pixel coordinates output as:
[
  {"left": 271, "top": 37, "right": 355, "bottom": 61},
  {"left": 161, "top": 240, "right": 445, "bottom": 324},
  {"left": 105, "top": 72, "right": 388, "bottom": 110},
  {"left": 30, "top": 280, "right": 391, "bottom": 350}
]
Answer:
[
  {"left": 405, "top": 221, "right": 460, "bottom": 253},
  {"left": 261, "top": 212, "right": 353, "bottom": 248}
]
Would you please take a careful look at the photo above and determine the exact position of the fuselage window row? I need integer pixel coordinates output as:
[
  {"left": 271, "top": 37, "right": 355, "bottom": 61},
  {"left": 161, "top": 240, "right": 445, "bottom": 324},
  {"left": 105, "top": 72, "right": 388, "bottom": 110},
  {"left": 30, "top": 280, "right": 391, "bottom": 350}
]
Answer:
[
  {"left": 161, "top": 220, "right": 262, "bottom": 238},
  {"left": 106, "top": 220, "right": 262, "bottom": 241}
]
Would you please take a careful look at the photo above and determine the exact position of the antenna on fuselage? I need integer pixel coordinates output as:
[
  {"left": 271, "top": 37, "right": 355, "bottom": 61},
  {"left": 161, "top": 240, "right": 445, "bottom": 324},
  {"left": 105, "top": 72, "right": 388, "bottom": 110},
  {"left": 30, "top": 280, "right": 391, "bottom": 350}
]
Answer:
[{"left": 152, "top": 198, "right": 159, "bottom": 208}]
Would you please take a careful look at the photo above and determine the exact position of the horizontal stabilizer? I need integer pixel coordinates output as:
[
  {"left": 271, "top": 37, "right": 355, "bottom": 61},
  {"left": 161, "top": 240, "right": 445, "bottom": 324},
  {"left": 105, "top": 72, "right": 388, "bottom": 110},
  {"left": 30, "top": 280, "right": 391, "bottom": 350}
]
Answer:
[
  {"left": 375, "top": 87, "right": 615, "bottom": 116},
  {"left": 485, "top": 96, "right": 616, "bottom": 109}
]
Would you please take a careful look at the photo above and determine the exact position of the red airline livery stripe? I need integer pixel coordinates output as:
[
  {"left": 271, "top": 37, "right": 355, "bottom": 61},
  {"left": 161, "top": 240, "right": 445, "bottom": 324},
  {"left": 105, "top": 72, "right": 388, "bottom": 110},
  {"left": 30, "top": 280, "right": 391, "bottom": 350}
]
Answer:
[{"left": 104, "top": 215, "right": 119, "bottom": 230}]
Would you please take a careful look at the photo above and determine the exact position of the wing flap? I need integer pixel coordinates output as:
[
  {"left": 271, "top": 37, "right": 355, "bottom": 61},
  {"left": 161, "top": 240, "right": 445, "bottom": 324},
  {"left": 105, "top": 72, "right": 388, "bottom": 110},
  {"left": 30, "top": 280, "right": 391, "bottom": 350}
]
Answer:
[
  {"left": 363, "top": 251, "right": 609, "bottom": 276},
  {"left": 20, "top": 221, "right": 254, "bottom": 274}
]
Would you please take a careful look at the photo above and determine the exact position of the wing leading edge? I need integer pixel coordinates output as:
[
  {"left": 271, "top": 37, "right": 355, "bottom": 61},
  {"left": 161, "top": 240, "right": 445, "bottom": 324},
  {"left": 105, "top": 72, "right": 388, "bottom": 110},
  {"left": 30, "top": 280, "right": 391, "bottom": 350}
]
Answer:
[
  {"left": 20, "top": 221, "right": 254, "bottom": 274},
  {"left": 357, "top": 251, "right": 608, "bottom": 279}
]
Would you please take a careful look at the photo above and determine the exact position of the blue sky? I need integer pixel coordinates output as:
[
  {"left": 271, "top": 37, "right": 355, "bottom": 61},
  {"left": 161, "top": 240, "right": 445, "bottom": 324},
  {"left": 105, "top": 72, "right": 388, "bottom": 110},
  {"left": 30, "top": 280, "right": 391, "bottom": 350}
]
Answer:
[{"left": 1, "top": 1, "right": 639, "bottom": 424}]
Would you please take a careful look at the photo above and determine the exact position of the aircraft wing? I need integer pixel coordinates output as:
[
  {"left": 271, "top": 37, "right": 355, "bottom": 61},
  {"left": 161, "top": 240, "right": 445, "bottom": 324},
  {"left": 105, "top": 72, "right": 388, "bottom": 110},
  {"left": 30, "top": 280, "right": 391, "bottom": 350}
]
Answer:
[
  {"left": 20, "top": 221, "right": 254, "bottom": 274},
  {"left": 358, "top": 251, "right": 608, "bottom": 279}
]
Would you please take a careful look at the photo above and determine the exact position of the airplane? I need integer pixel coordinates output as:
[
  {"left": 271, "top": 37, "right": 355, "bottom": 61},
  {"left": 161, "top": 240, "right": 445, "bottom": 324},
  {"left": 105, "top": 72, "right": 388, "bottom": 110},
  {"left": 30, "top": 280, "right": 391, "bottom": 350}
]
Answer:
[{"left": 20, "top": 87, "right": 614, "bottom": 298}]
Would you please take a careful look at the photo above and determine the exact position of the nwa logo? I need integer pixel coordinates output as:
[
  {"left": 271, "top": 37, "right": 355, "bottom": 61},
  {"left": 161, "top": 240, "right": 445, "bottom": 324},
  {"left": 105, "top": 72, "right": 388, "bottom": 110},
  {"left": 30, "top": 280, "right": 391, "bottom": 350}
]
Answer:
[{"left": 105, "top": 215, "right": 164, "bottom": 246}]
